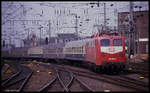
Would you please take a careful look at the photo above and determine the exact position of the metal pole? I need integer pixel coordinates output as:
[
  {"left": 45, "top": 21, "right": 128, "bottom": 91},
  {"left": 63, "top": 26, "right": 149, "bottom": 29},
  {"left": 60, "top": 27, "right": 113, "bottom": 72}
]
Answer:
[
  {"left": 104, "top": 3, "right": 106, "bottom": 30},
  {"left": 9, "top": 37, "right": 11, "bottom": 48},
  {"left": 12, "top": 20, "right": 14, "bottom": 47},
  {"left": 28, "top": 28, "right": 29, "bottom": 40},
  {"left": 134, "top": 24, "right": 137, "bottom": 55},
  {"left": 3, "top": 40, "right": 5, "bottom": 47},
  {"left": 128, "top": 2, "right": 131, "bottom": 58},
  {"left": 137, "top": 6, "right": 141, "bottom": 54},
  {"left": 40, "top": 27, "right": 41, "bottom": 46},
  {"left": 75, "top": 14, "right": 78, "bottom": 36},
  {"left": 114, "top": 2, "right": 117, "bottom": 30},
  {"left": 22, "top": 4, "right": 26, "bottom": 17},
  {"left": 129, "top": 1, "right": 134, "bottom": 58},
  {"left": 9, "top": 20, "right": 14, "bottom": 48},
  {"left": 49, "top": 20, "right": 51, "bottom": 41}
]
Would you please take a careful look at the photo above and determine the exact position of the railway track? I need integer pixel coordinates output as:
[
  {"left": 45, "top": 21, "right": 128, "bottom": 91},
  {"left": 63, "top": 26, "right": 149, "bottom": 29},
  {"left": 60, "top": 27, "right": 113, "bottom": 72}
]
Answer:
[
  {"left": 1, "top": 64, "right": 33, "bottom": 92},
  {"left": 128, "top": 59, "right": 149, "bottom": 77},
  {"left": 2, "top": 64, "right": 10, "bottom": 75},
  {"left": 57, "top": 65, "right": 149, "bottom": 92},
  {"left": 129, "top": 58, "right": 148, "bottom": 68},
  {"left": 1, "top": 59, "right": 149, "bottom": 92},
  {"left": 32, "top": 61, "right": 149, "bottom": 92},
  {"left": 39, "top": 64, "right": 94, "bottom": 92},
  {"left": 2, "top": 63, "right": 21, "bottom": 83},
  {"left": 129, "top": 64, "right": 149, "bottom": 71}
]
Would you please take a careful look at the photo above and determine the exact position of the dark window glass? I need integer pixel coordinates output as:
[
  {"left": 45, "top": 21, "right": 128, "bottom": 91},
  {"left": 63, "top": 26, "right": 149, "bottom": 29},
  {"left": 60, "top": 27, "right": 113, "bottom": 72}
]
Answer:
[
  {"left": 101, "top": 39, "right": 110, "bottom": 46},
  {"left": 113, "top": 39, "right": 122, "bottom": 46}
]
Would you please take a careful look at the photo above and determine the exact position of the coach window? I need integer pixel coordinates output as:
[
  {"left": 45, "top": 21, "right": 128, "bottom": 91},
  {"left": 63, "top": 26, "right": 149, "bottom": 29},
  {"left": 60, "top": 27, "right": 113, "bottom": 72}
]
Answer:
[
  {"left": 113, "top": 39, "right": 122, "bottom": 46},
  {"left": 76, "top": 47, "right": 78, "bottom": 53},
  {"left": 72, "top": 47, "right": 74, "bottom": 52},
  {"left": 79, "top": 47, "right": 81, "bottom": 53},
  {"left": 77, "top": 47, "right": 79, "bottom": 53},
  {"left": 79, "top": 47, "right": 82, "bottom": 53},
  {"left": 101, "top": 39, "right": 110, "bottom": 46},
  {"left": 78, "top": 47, "right": 80, "bottom": 53},
  {"left": 67, "top": 48, "right": 69, "bottom": 53}
]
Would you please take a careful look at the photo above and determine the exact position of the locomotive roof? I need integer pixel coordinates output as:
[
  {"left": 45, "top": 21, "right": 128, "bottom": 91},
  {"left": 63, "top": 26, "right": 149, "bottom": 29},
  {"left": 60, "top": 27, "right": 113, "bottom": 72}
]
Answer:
[{"left": 65, "top": 39, "right": 91, "bottom": 47}]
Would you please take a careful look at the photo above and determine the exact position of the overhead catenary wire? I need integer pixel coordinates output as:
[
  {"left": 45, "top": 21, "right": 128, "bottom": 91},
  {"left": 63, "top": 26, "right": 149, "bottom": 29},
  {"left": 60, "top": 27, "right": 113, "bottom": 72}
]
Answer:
[
  {"left": 2, "top": 4, "right": 24, "bottom": 25},
  {"left": 2, "top": 2, "right": 14, "bottom": 15},
  {"left": 2, "top": 1, "right": 148, "bottom": 47}
]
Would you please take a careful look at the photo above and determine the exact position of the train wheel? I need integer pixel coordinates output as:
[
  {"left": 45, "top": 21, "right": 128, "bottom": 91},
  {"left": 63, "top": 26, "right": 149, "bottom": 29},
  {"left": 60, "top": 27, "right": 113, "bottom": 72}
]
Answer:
[
  {"left": 103, "top": 67, "right": 108, "bottom": 73},
  {"left": 90, "top": 64, "right": 95, "bottom": 72},
  {"left": 99, "top": 66, "right": 104, "bottom": 74},
  {"left": 96, "top": 66, "right": 99, "bottom": 73},
  {"left": 83, "top": 63, "right": 88, "bottom": 69},
  {"left": 93, "top": 66, "right": 97, "bottom": 72},
  {"left": 78, "top": 63, "right": 81, "bottom": 67},
  {"left": 93, "top": 66, "right": 99, "bottom": 73}
]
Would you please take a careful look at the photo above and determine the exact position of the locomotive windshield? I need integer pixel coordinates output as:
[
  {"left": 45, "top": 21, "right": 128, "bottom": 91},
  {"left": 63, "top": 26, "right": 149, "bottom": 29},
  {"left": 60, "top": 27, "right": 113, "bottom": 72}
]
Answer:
[
  {"left": 101, "top": 39, "right": 110, "bottom": 46},
  {"left": 113, "top": 39, "right": 122, "bottom": 46}
]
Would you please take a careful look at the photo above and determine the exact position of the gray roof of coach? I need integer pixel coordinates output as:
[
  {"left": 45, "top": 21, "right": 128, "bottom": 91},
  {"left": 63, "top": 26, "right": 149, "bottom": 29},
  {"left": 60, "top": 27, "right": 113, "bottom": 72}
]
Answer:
[
  {"left": 27, "top": 43, "right": 65, "bottom": 50},
  {"left": 64, "top": 39, "right": 92, "bottom": 48},
  {"left": 42, "top": 43, "right": 65, "bottom": 49}
]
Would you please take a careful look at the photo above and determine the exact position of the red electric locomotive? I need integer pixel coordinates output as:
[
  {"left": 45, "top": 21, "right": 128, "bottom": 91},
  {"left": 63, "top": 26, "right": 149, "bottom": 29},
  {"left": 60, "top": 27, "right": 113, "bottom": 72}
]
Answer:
[
  {"left": 86, "top": 32, "right": 126, "bottom": 72},
  {"left": 64, "top": 31, "right": 126, "bottom": 72}
]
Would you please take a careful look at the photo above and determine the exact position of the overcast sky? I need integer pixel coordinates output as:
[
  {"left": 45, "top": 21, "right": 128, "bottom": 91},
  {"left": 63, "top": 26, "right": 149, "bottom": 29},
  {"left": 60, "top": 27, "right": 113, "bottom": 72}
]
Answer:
[{"left": 1, "top": 1, "right": 149, "bottom": 47}]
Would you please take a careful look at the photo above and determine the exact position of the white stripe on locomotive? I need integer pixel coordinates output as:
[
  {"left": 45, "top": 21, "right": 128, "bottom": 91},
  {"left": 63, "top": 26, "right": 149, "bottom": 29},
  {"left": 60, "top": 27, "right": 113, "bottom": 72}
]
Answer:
[{"left": 101, "top": 46, "right": 123, "bottom": 54}]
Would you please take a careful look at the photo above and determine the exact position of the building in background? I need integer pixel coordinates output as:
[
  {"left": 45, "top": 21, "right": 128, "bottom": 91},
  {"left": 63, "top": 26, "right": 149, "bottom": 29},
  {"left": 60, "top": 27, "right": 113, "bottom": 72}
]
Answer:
[
  {"left": 23, "top": 33, "right": 40, "bottom": 47},
  {"left": 23, "top": 33, "right": 81, "bottom": 47},
  {"left": 2, "top": 2, "right": 149, "bottom": 48},
  {"left": 118, "top": 10, "right": 148, "bottom": 54}
]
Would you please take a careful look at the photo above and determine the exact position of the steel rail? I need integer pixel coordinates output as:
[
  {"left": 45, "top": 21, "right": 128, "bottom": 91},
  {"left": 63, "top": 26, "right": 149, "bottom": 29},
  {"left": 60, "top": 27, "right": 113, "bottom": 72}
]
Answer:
[
  {"left": 35, "top": 61, "right": 149, "bottom": 91},
  {"left": 58, "top": 64, "right": 148, "bottom": 92},
  {"left": 55, "top": 65, "right": 94, "bottom": 92},
  {"left": 102, "top": 74, "right": 149, "bottom": 88},
  {"left": 61, "top": 65, "right": 148, "bottom": 88},
  {"left": 65, "top": 70, "right": 74, "bottom": 89},
  {"left": 1, "top": 64, "right": 22, "bottom": 86},
  {"left": 2, "top": 64, "right": 33, "bottom": 92},
  {"left": 72, "top": 70, "right": 148, "bottom": 91},
  {"left": 55, "top": 68, "right": 69, "bottom": 92},
  {"left": 19, "top": 69, "right": 33, "bottom": 92},
  {"left": 2, "top": 64, "right": 10, "bottom": 74},
  {"left": 120, "top": 75, "right": 148, "bottom": 87},
  {"left": 39, "top": 77, "right": 57, "bottom": 92},
  {"left": 56, "top": 66, "right": 74, "bottom": 88},
  {"left": 2, "top": 77, "right": 26, "bottom": 88},
  {"left": 58, "top": 67, "right": 75, "bottom": 92},
  {"left": 74, "top": 76, "right": 94, "bottom": 92}
]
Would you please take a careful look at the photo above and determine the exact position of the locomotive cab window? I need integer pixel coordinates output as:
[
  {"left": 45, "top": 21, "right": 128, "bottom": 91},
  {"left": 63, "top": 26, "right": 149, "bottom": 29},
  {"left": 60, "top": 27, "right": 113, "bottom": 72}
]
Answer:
[
  {"left": 113, "top": 39, "right": 122, "bottom": 46},
  {"left": 101, "top": 39, "right": 110, "bottom": 46}
]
